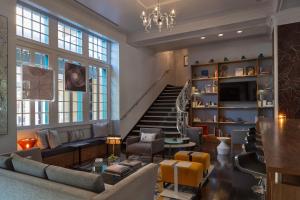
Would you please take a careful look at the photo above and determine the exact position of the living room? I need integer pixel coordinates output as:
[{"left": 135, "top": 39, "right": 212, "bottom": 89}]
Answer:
[{"left": 0, "top": 0, "right": 300, "bottom": 200}]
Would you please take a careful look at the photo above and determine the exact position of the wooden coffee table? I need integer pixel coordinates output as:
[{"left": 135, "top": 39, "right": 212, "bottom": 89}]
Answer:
[{"left": 164, "top": 138, "right": 196, "bottom": 156}]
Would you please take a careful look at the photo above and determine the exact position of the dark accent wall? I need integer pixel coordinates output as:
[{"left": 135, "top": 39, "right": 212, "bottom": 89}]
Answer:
[{"left": 278, "top": 22, "right": 300, "bottom": 118}]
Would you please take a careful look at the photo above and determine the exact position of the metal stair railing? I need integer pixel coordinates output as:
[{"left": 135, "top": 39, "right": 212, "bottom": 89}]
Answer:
[{"left": 176, "top": 80, "right": 191, "bottom": 137}]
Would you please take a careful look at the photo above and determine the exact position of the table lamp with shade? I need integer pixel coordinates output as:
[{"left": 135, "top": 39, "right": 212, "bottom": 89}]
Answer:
[{"left": 106, "top": 136, "right": 121, "bottom": 163}]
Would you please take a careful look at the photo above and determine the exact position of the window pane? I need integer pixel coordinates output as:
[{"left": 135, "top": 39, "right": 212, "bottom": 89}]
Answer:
[
  {"left": 16, "top": 4, "right": 49, "bottom": 44},
  {"left": 58, "top": 22, "right": 82, "bottom": 54},
  {"left": 88, "top": 35, "right": 108, "bottom": 62}
]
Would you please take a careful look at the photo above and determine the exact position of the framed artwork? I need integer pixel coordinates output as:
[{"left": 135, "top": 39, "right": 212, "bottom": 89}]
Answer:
[
  {"left": 184, "top": 55, "right": 188, "bottom": 67},
  {"left": 65, "top": 62, "right": 86, "bottom": 92},
  {"left": 0, "top": 15, "right": 8, "bottom": 135},
  {"left": 22, "top": 65, "right": 54, "bottom": 100}
]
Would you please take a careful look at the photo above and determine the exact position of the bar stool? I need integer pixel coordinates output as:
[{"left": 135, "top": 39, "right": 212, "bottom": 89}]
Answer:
[{"left": 234, "top": 152, "right": 266, "bottom": 195}]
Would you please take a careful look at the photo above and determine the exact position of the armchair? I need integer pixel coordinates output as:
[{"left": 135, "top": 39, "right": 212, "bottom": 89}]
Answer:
[
  {"left": 186, "top": 126, "right": 203, "bottom": 147},
  {"left": 126, "top": 128, "right": 165, "bottom": 162}
]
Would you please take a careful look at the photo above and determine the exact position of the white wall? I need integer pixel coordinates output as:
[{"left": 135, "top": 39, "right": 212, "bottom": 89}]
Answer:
[
  {"left": 171, "top": 36, "right": 272, "bottom": 85},
  {"left": 0, "top": 0, "right": 175, "bottom": 152},
  {"left": 0, "top": 0, "right": 17, "bottom": 153}
]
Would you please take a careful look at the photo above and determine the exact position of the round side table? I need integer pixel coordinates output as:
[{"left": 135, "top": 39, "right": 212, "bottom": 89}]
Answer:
[{"left": 217, "top": 137, "right": 230, "bottom": 155}]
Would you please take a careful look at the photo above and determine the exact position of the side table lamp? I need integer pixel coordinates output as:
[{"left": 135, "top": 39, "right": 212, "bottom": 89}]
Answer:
[{"left": 106, "top": 136, "right": 121, "bottom": 163}]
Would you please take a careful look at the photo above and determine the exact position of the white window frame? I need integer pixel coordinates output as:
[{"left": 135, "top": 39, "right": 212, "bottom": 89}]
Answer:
[{"left": 16, "top": 3, "right": 111, "bottom": 130}]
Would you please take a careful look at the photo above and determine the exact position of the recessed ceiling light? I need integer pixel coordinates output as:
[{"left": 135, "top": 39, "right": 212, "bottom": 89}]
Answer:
[
  {"left": 218, "top": 33, "right": 224, "bottom": 37},
  {"left": 237, "top": 30, "right": 243, "bottom": 34},
  {"left": 201, "top": 36, "right": 206, "bottom": 40}
]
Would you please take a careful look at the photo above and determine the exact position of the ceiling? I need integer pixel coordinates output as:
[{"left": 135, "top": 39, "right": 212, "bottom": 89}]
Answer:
[{"left": 74, "top": 0, "right": 288, "bottom": 49}]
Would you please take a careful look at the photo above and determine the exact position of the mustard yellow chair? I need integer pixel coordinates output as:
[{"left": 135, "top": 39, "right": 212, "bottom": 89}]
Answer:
[
  {"left": 175, "top": 151, "right": 211, "bottom": 175},
  {"left": 191, "top": 152, "right": 210, "bottom": 175},
  {"left": 160, "top": 160, "right": 203, "bottom": 188}
]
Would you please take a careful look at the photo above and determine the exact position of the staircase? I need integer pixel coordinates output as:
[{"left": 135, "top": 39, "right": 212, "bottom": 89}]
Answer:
[{"left": 127, "top": 85, "right": 183, "bottom": 139}]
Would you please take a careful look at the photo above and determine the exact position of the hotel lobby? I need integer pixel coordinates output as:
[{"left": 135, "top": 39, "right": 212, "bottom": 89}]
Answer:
[{"left": 0, "top": 0, "right": 300, "bottom": 199}]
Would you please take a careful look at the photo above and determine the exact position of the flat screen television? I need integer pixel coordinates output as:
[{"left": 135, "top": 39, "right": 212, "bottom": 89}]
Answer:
[{"left": 219, "top": 81, "right": 257, "bottom": 101}]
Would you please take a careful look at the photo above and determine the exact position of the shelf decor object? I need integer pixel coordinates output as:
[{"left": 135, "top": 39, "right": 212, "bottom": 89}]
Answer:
[
  {"left": 140, "top": 0, "right": 175, "bottom": 32},
  {"left": 0, "top": 15, "right": 8, "bottom": 135},
  {"left": 190, "top": 56, "right": 274, "bottom": 136}
]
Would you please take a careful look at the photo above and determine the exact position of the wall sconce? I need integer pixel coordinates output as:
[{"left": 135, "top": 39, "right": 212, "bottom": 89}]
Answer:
[{"left": 17, "top": 138, "right": 37, "bottom": 150}]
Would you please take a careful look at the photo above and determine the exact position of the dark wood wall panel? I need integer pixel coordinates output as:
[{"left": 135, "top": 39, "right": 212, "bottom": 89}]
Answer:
[{"left": 278, "top": 22, "right": 300, "bottom": 118}]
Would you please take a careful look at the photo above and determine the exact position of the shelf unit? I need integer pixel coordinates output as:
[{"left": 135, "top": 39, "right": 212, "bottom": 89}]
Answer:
[{"left": 190, "top": 57, "right": 274, "bottom": 136}]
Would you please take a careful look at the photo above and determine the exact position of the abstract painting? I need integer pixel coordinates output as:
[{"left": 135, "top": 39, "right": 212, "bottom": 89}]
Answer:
[
  {"left": 22, "top": 65, "right": 54, "bottom": 100},
  {"left": 0, "top": 15, "right": 8, "bottom": 135},
  {"left": 65, "top": 62, "right": 86, "bottom": 92},
  {"left": 278, "top": 22, "right": 300, "bottom": 118}
]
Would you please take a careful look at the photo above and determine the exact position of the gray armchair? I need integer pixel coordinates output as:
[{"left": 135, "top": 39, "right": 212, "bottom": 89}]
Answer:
[
  {"left": 186, "top": 127, "right": 203, "bottom": 147},
  {"left": 126, "top": 128, "right": 165, "bottom": 162}
]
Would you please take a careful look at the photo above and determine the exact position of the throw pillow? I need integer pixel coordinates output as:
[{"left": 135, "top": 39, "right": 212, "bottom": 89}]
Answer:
[
  {"left": 36, "top": 129, "right": 49, "bottom": 149},
  {"left": 46, "top": 165, "right": 105, "bottom": 193},
  {"left": 47, "top": 130, "right": 62, "bottom": 149},
  {"left": 11, "top": 153, "right": 48, "bottom": 178},
  {"left": 0, "top": 156, "right": 13, "bottom": 170},
  {"left": 140, "top": 133, "right": 156, "bottom": 143},
  {"left": 92, "top": 123, "right": 108, "bottom": 138}
]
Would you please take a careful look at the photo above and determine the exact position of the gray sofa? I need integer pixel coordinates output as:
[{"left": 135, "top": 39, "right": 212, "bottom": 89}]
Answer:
[{"left": 0, "top": 148, "right": 158, "bottom": 200}]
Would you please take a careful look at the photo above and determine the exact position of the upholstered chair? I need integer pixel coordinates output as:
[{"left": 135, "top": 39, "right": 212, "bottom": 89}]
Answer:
[
  {"left": 186, "top": 127, "right": 203, "bottom": 147},
  {"left": 126, "top": 128, "right": 165, "bottom": 162}
]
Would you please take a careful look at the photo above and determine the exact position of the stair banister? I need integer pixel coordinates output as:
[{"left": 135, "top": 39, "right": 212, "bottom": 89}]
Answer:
[{"left": 176, "top": 80, "right": 191, "bottom": 137}]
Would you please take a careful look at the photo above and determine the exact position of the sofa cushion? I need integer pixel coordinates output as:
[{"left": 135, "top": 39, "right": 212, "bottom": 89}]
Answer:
[
  {"left": 36, "top": 129, "right": 49, "bottom": 149},
  {"left": 93, "top": 122, "right": 108, "bottom": 138},
  {"left": 0, "top": 156, "right": 13, "bottom": 170},
  {"left": 46, "top": 165, "right": 105, "bottom": 193},
  {"left": 11, "top": 153, "right": 48, "bottom": 178},
  {"left": 69, "top": 130, "right": 85, "bottom": 142},
  {"left": 47, "top": 130, "right": 62, "bottom": 149}
]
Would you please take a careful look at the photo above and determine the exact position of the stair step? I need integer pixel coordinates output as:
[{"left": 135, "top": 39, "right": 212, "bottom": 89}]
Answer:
[
  {"left": 150, "top": 106, "right": 175, "bottom": 110},
  {"left": 131, "top": 130, "right": 180, "bottom": 135},
  {"left": 143, "top": 115, "right": 177, "bottom": 119},
  {"left": 136, "top": 124, "right": 177, "bottom": 129},
  {"left": 139, "top": 120, "right": 177, "bottom": 123},
  {"left": 147, "top": 111, "right": 177, "bottom": 114},
  {"left": 152, "top": 103, "right": 176, "bottom": 108},
  {"left": 155, "top": 99, "right": 176, "bottom": 103},
  {"left": 161, "top": 92, "right": 180, "bottom": 95}
]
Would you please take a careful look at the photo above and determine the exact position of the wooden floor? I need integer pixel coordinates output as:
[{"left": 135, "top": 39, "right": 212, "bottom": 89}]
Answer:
[
  {"left": 200, "top": 142, "right": 260, "bottom": 200},
  {"left": 121, "top": 141, "right": 261, "bottom": 200}
]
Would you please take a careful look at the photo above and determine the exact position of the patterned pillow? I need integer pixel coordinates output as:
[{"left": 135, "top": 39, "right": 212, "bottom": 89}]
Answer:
[
  {"left": 47, "top": 130, "right": 62, "bottom": 149},
  {"left": 140, "top": 133, "right": 157, "bottom": 143}
]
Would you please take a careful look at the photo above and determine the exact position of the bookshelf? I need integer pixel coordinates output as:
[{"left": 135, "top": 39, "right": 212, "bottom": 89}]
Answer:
[{"left": 190, "top": 57, "right": 274, "bottom": 136}]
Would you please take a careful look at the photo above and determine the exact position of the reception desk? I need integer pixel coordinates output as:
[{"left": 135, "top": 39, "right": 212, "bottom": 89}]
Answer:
[{"left": 257, "top": 118, "right": 300, "bottom": 200}]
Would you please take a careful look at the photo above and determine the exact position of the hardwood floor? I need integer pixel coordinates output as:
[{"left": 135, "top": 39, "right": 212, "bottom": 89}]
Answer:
[
  {"left": 200, "top": 142, "right": 260, "bottom": 200},
  {"left": 121, "top": 141, "right": 261, "bottom": 200}
]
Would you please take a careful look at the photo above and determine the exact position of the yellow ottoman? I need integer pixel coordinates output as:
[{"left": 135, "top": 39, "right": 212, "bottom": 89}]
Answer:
[
  {"left": 191, "top": 152, "right": 210, "bottom": 174},
  {"left": 174, "top": 151, "right": 190, "bottom": 161},
  {"left": 160, "top": 160, "right": 203, "bottom": 188}
]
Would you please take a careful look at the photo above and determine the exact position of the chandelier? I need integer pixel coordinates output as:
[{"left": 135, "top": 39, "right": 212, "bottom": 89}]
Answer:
[{"left": 140, "top": 0, "right": 176, "bottom": 32}]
